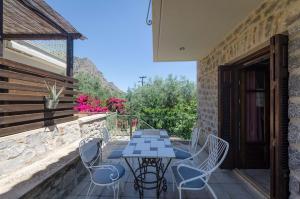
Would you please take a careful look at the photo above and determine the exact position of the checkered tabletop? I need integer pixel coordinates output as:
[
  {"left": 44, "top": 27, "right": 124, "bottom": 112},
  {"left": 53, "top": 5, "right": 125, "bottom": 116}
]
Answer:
[{"left": 122, "top": 129, "right": 175, "bottom": 158}]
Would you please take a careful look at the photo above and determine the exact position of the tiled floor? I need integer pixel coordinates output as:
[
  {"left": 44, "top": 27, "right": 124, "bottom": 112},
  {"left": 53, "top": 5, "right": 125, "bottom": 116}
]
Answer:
[
  {"left": 66, "top": 138, "right": 265, "bottom": 199},
  {"left": 240, "top": 169, "right": 270, "bottom": 193}
]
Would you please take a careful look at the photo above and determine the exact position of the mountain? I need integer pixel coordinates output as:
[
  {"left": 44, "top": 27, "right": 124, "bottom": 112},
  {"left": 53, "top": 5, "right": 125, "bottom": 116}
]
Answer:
[{"left": 73, "top": 57, "right": 124, "bottom": 94}]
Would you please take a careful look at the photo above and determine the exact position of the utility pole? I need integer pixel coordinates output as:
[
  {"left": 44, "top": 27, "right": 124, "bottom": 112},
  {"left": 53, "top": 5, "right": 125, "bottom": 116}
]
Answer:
[{"left": 139, "top": 76, "right": 147, "bottom": 86}]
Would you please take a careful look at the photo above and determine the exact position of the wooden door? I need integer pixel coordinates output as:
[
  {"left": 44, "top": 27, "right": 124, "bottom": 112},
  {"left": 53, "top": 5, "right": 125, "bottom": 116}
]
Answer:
[
  {"left": 270, "top": 34, "right": 289, "bottom": 199},
  {"left": 218, "top": 65, "right": 238, "bottom": 169},
  {"left": 239, "top": 65, "right": 270, "bottom": 169}
]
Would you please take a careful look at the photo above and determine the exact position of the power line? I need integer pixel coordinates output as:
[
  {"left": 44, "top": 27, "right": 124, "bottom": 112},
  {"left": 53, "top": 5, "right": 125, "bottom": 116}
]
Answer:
[{"left": 139, "top": 76, "right": 147, "bottom": 86}]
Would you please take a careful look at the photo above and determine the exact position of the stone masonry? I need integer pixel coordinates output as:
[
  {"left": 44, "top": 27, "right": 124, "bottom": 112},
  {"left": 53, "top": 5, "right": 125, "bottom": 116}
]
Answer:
[
  {"left": 196, "top": 0, "right": 300, "bottom": 198},
  {"left": 0, "top": 114, "right": 109, "bottom": 199},
  {"left": 0, "top": 121, "right": 81, "bottom": 178}
]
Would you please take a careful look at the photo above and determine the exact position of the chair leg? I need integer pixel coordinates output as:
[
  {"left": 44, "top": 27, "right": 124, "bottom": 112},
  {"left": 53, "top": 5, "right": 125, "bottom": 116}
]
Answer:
[
  {"left": 86, "top": 182, "right": 93, "bottom": 199},
  {"left": 112, "top": 184, "right": 116, "bottom": 199},
  {"left": 178, "top": 188, "right": 182, "bottom": 199},
  {"left": 112, "top": 183, "right": 119, "bottom": 199},
  {"left": 121, "top": 176, "right": 126, "bottom": 193},
  {"left": 116, "top": 182, "right": 120, "bottom": 199},
  {"left": 172, "top": 174, "right": 175, "bottom": 192},
  {"left": 118, "top": 176, "right": 123, "bottom": 194},
  {"left": 206, "top": 183, "right": 217, "bottom": 199}
]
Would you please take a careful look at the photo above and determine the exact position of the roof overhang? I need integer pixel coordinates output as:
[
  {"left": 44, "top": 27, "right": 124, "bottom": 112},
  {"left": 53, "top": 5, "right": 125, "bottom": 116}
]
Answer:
[
  {"left": 3, "top": 0, "right": 85, "bottom": 40},
  {"left": 152, "top": 0, "right": 262, "bottom": 61}
]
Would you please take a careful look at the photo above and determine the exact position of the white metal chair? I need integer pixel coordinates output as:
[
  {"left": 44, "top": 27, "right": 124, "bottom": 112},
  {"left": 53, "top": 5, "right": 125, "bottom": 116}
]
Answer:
[
  {"left": 101, "top": 127, "right": 125, "bottom": 160},
  {"left": 173, "top": 127, "right": 200, "bottom": 159},
  {"left": 171, "top": 134, "right": 229, "bottom": 199},
  {"left": 79, "top": 137, "right": 125, "bottom": 199}
]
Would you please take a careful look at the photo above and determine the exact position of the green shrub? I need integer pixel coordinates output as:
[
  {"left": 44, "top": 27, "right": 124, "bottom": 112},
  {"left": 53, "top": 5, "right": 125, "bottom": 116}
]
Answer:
[{"left": 126, "top": 75, "right": 197, "bottom": 139}]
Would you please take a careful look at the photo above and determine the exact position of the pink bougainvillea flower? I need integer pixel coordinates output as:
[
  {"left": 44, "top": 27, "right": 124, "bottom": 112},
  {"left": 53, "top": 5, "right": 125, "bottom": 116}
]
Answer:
[
  {"left": 74, "top": 94, "right": 111, "bottom": 113},
  {"left": 76, "top": 95, "right": 89, "bottom": 104},
  {"left": 106, "top": 97, "right": 126, "bottom": 114}
]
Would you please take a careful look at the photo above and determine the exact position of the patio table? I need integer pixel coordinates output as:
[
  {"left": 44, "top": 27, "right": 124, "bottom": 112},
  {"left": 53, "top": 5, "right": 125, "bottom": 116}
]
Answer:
[{"left": 122, "top": 129, "right": 175, "bottom": 199}]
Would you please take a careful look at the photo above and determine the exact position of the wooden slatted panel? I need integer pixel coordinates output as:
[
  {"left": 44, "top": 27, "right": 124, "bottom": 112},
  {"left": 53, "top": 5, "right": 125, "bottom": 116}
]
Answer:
[
  {"left": 0, "top": 116, "right": 78, "bottom": 137},
  {"left": 0, "top": 58, "right": 78, "bottom": 137},
  {"left": 0, "top": 94, "right": 73, "bottom": 102},
  {"left": 0, "top": 69, "right": 75, "bottom": 88},
  {"left": 0, "top": 81, "right": 77, "bottom": 95},
  {"left": 0, "top": 103, "right": 74, "bottom": 112},
  {"left": 0, "top": 110, "right": 76, "bottom": 125}
]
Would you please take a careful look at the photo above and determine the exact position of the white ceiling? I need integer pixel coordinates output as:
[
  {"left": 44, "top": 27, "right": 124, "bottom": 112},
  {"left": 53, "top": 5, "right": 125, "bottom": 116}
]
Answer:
[{"left": 152, "top": 0, "right": 262, "bottom": 61}]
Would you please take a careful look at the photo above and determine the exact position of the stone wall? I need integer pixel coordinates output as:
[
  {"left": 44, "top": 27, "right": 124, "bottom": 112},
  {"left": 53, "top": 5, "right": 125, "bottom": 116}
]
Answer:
[
  {"left": 288, "top": 21, "right": 300, "bottom": 198},
  {"left": 0, "top": 121, "right": 81, "bottom": 178},
  {"left": 78, "top": 114, "right": 108, "bottom": 138},
  {"left": 196, "top": 0, "right": 300, "bottom": 197},
  {"left": 21, "top": 155, "right": 86, "bottom": 199},
  {"left": 0, "top": 114, "right": 109, "bottom": 199}
]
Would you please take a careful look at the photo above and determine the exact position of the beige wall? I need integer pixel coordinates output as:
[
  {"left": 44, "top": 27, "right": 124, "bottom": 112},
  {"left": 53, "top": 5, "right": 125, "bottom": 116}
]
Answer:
[
  {"left": 197, "top": 0, "right": 300, "bottom": 197},
  {"left": 3, "top": 42, "right": 66, "bottom": 75}
]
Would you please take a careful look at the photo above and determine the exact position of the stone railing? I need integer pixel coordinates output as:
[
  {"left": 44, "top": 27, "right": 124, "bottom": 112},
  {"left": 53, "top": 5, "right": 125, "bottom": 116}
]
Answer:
[{"left": 0, "top": 113, "right": 112, "bottom": 199}]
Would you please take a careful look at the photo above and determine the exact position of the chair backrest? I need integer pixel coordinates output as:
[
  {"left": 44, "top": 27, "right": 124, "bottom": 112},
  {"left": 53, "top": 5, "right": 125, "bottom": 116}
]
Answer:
[
  {"left": 102, "top": 127, "right": 111, "bottom": 145},
  {"left": 79, "top": 137, "right": 102, "bottom": 169},
  {"left": 190, "top": 127, "right": 200, "bottom": 153},
  {"left": 198, "top": 134, "right": 229, "bottom": 174}
]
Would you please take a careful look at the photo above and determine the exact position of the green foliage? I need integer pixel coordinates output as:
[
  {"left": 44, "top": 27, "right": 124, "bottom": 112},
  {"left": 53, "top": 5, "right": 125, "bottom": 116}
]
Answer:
[
  {"left": 75, "top": 72, "right": 123, "bottom": 100},
  {"left": 126, "top": 75, "right": 197, "bottom": 139}
]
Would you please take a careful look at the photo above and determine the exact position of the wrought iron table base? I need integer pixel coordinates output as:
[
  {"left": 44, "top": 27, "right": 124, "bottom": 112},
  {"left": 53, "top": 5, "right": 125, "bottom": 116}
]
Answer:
[{"left": 125, "top": 157, "right": 172, "bottom": 199}]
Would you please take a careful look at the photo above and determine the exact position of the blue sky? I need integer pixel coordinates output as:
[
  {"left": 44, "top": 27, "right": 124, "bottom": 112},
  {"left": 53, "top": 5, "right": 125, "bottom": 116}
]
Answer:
[{"left": 46, "top": 0, "right": 196, "bottom": 91}]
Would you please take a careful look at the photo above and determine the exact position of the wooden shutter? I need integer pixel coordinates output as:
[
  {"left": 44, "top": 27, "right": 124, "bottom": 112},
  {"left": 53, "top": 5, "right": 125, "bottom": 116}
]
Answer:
[
  {"left": 270, "top": 34, "right": 289, "bottom": 199},
  {"left": 218, "top": 65, "right": 237, "bottom": 169}
]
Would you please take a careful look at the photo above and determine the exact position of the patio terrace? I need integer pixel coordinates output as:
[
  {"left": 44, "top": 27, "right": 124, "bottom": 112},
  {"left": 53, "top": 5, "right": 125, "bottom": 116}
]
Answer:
[
  {"left": 0, "top": 1, "right": 288, "bottom": 198},
  {"left": 65, "top": 137, "right": 265, "bottom": 199}
]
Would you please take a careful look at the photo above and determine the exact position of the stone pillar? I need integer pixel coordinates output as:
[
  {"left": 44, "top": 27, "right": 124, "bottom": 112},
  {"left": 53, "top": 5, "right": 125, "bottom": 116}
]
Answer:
[{"left": 288, "top": 18, "right": 300, "bottom": 199}]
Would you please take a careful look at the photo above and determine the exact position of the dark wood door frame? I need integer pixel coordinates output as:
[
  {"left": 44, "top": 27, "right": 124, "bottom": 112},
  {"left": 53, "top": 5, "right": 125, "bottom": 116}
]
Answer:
[
  {"left": 219, "top": 46, "right": 270, "bottom": 169},
  {"left": 218, "top": 35, "right": 289, "bottom": 199}
]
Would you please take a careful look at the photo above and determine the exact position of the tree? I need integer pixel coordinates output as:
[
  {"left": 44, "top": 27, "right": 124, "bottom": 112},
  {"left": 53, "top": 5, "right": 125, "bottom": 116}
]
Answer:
[
  {"left": 75, "top": 72, "right": 122, "bottom": 100},
  {"left": 126, "top": 75, "right": 197, "bottom": 139}
]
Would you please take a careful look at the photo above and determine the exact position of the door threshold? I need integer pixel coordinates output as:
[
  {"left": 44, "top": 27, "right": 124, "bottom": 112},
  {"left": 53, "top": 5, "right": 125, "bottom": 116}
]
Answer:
[{"left": 233, "top": 169, "right": 270, "bottom": 199}]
